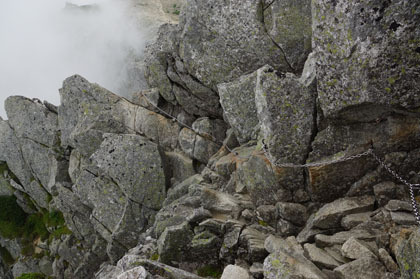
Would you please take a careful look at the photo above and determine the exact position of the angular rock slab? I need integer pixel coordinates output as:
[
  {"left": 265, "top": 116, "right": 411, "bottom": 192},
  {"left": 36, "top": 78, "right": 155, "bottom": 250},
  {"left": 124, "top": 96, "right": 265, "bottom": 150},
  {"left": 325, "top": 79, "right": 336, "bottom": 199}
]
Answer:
[
  {"left": 255, "top": 65, "right": 315, "bottom": 164},
  {"left": 91, "top": 133, "right": 166, "bottom": 210},
  {"left": 333, "top": 257, "right": 387, "bottom": 279},
  {"left": 263, "top": 235, "right": 327, "bottom": 279},
  {"left": 218, "top": 71, "right": 260, "bottom": 144},
  {"left": 5, "top": 96, "right": 59, "bottom": 147},
  {"left": 221, "top": 265, "right": 251, "bottom": 279},
  {"left": 313, "top": 0, "right": 420, "bottom": 118},
  {"left": 0, "top": 119, "right": 33, "bottom": 189},
  {"left": 312, "top": 196, "right": 375, "bottom": 229}
]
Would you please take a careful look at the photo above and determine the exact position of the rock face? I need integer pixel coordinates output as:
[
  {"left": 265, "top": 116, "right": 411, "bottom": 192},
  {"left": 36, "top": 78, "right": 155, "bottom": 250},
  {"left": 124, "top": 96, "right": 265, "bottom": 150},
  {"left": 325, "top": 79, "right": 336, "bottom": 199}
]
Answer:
[{"left": 1, "top": 0, "right": 420, "bottom": 278}]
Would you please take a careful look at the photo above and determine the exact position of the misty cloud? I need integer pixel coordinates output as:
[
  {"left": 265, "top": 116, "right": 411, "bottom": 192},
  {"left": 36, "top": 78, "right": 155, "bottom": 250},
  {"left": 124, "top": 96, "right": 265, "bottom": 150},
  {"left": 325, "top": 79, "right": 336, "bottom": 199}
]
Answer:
[{"left": 0, "top": 0, "right": 148, "bottom": 118}]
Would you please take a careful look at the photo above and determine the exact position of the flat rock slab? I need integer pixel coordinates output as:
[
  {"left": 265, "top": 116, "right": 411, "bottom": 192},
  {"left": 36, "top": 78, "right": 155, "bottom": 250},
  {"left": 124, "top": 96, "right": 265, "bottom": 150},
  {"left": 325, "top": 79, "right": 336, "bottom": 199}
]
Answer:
[
  {"left": 333, "top": 257, "right": 387, "bottom": 279},
  {"left": 312, "top": 196, "right": 375, "bottom": 229},
  {"left": 341, "top": 237, "right": 377, "bottom": 260},
  {"left": 304, "top": 243, "right": 341, "bottom": 269}
]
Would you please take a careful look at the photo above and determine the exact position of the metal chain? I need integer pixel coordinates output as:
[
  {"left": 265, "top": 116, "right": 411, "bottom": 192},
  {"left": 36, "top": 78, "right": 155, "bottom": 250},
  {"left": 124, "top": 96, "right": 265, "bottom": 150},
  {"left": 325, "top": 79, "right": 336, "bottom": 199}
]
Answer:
[
  {"left": 370, "top": 150, "right": 420, "bottom": 226},
  {"left": 140, "top": 94, "right": 420, "bottom": 226},
  {"left": 262, "top": 143, "right": 373, "bottom": 168}
]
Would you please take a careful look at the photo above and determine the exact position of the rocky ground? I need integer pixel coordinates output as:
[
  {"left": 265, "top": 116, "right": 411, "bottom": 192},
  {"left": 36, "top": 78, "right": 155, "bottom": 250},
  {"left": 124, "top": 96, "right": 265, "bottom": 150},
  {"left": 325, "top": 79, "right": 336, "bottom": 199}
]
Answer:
[{"left": 1, "top": 0, "right": 420, "bottom": 279}]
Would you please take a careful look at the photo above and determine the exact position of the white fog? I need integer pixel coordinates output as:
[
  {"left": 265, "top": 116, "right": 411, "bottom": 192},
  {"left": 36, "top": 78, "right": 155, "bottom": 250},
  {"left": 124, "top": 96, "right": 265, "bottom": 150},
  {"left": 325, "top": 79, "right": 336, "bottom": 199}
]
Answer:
[{"left": 0, "top": 0, "right": 150, "bottom": 118}]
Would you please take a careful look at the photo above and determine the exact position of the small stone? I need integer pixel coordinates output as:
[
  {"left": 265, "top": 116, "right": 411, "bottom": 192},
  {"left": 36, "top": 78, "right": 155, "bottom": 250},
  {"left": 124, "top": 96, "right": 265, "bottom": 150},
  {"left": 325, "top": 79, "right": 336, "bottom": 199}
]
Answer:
[
  {"left": 385, "top": 200, "right": 413, "bottom": 212},
  {"left": 390, "top": 211, "right": 416, "bottom": 225},
  {"left": 333, "top": 257, "right": 387, "bottom": 279},
  {"left": 303, "top": 243, "right": 341, "bottom": 269},
  {"left": 276, "top": 202, "right": 307, "bottom": 226},
  {"left": 341, "top": 237, "right": 377, "bottom": 260},
  {"left": 373, "top": 182, "right": 397, "bottom": 207},
  {"left": 340, "top": 212, "right": 372, "bottom": 230},
  {"left": 221, "top": 265, "right": 251, "bottom": 279},
  {"left": 312, "top": 196, "right": 375, "bottom": 229}
]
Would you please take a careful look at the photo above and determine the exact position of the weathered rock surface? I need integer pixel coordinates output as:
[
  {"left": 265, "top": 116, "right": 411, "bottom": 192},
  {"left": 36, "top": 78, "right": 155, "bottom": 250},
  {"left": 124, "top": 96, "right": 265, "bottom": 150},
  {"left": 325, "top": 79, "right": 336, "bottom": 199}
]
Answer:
[
  {"left": 313, "top": 0, "right": 420, "bottom": 118},
  {"left": 333, "top": 257, "right": 387, "bottom": 279},
  {"left": 221, "top": 265, "right": 251, "bottom": 279},
  {"left": 255, "top": 65, "right": 315, "bottom": 164}
]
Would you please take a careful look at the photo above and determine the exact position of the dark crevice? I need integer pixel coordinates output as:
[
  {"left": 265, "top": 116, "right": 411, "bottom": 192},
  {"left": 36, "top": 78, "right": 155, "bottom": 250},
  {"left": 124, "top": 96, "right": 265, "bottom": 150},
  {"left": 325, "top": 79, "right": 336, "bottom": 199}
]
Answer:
[
  {"left": 415, "top": 47, "right": 420, "bottom": 53},
  {"left": 389, "top": 20, "right": 401, "bottom": 31}
]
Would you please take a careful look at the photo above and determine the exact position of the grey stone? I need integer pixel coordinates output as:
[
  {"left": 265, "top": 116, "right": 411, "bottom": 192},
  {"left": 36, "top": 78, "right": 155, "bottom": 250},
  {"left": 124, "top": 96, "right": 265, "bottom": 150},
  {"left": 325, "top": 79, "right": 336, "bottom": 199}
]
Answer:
[
  {"left": 0, "top": 119, "right": 33, "bottom": 188},
  {"left": 219, "top": 221, "right": 244, "bottom": 262},
  {"left": 303, "top": 243, "right": 341, "bottom": 269},
  {"left": 255, "top": 65, "right": 315, "bottom": 164},
  {"left": 333, "top": 257, "right": 387, "bottom": 279},
  {"left": 249, "top": 262, "right": 264, "bottom": 279},
  {"left": 237, "top": 151, "right": 300, "bottom": 206},
  {"left": 239, "top": 227, "right": 268, "bottom": 262},
  {"left": 178, "top": 0, "right": 296, "bottom": 90},
  {"left": 218, "top": 71, "right": 259, "bottom": 144},
  {"left": 164, "top": 151, "right": 196, "bottom": 184},
  {"left": 5, "top": 96, "right": 59, "bottom": 147},
  {"left": 276, "top": 219, "right": 299, "bottom": 237},
  {"left": 312, "top": 196, "right": 375, "bottom": 229},
  {"left": 25, "top": 180, "right": 50, "bottom": 209},
  {"left": 127, "top": 259, "right": 205, "bottom": 279},
  {"left": 263, "top": 235, "right": 327, "bottom": 279},
  {"left": 95, "top": 264, "right": 123, "bottom": 279},
  {"left": 12, "top": 258, "right": 41, "bottom": 278},
  {"left": 341, "top": 237, "right": 377, "bottom": 260},
  {"left": 190, "top": 230, "right": 221, "bottom": 261},
  {"left": 157, "top": 222, "right": 193, "bottom": 264},
  {"left": 324, "top": 245, "right": 350, "bottom": 265},
  {"left": 341, "top": 212, "right": 372, "bottom": 230},
  {"left": 91, "top": 133, "right": 166, "bottom": 210},
  {"left": 315, "top": 230, "right": 377, "bottom": 248},
  {"left": 276, "top": 202, "right": 307, "bottom": 226},
  {"left": 200, "top": 187, "right": 241, "bottom": 216},
  {"left": 117, "top": 266, "right": 148, "bottom": 279},
  {"left": 378, "top": 248, "right": 398, "bottom": 273},
  {"left": 395, "top": 228, "right": 420, "bottom": 278},
  {"left": 390, "top": 211, "right": 417, "bottom": 226},
  {"left": 263, "top": 0, "right": 312, "bottom": 71},
  {"left": 385, "top": 200, "right": 413, "bottom": 212},
  {"left": 373, "top": 182, "right": 397, "bottom": 207},
  {"left": 39, "top": 256, "right": 54, "bottom": 276},
  {"left": 313, "top": 0, "right": 420, "bottom": 118},
  {"left": 221, "top": 265, "right": 251, "bottom": 279}
]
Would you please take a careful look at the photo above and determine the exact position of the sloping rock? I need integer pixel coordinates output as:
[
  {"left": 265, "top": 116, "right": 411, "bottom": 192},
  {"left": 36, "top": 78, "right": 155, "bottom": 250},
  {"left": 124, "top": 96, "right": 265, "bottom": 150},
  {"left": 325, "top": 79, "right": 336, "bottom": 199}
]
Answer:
[
  {"left": 315, "top": 230, "right": 377, "bottom": 248},
  {"left": 5, "top": 96, "right": 59, "bottom": 147},
  {"left": 341, "top": 237, "right": 377, "bottom": 260},
  {"left": 217, "top": 71, "right": 259, "bottom": 144},
  {"left": 117, "top": 266, "right": 148, "bottom": 279},
  {"left": 340, "top": 212, "right": 372, "bottom": 230},
  {"left": 263, "top": 235, "right": 327, "bottom": 279},
  {"left": 333, "top": 257, "right": 387, "bottom": 279},
  {"left": 378, "top": 248, "right": 398, "bottom": 273},
  {"left": 303, "top": 243, "right": 341, "bottom": 269},
  {"left": 312, "top": 196, "right": 375, "bottom": 229},
  {"left": 390, "top": 211, "right": 417, "bottom": 226},
  {"left": 255, "top": 65, "right": 316, "bottom": 164},
  {"left": 385, "top": 200, "right": 413, "bottom": 212},
  {"left": 313, "top": 0, "right": 420, "bottom": 118},
  {"left": 239, "top": 228, "right": 268, "bottom": 262}
]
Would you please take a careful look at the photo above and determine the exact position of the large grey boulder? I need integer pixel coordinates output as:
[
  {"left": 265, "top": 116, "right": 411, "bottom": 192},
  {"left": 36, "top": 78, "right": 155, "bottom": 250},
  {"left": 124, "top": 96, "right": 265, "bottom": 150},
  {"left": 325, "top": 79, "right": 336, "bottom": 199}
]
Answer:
[
  {"left": 303, "top": 243, "right": 341, "bottom": 269},
  {"left": 157, "top": 222, "right": 194, "bottom": 265},
  {"left": 313, "top": 0, "right": 420, "bottom": 119},
  {"left": 255, "top": 65, "right": 315, "bottom": 164},
  {"left": 221, "top": 265, "right": 251, "bottom": 279}
]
